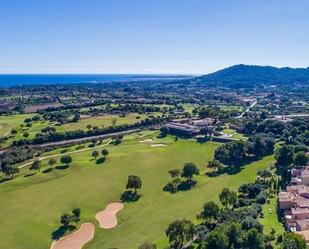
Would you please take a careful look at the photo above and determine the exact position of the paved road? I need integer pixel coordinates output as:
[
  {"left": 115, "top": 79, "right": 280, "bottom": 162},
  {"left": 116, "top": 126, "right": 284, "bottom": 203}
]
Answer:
[
  {"left": 34, "top": 128, "right": 141, "bottom": 148},
  {"left": 236, "top": 100, "right": 258, "bottom": 119},
  {"left": 284, "top": 114, "right": 309, "bottom": 117}
]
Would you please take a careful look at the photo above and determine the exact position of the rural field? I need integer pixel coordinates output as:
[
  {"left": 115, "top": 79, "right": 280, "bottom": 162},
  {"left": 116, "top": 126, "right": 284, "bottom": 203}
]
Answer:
[
  {"left": 0, "top": 131, "right": 276, "bottom": 249},
  {"left": 0, "top": 113, "right": 33, "bottom": 137},
  {"left": 55, "top": 113, "right": 148, "bottom": 132}
]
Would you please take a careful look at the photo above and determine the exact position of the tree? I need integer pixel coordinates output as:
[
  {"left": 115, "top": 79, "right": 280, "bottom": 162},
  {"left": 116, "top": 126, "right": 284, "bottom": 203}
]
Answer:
[
  {"left": 241, "top": 217, "right": 263, "bottom": 232},
  {"left": 226, "top": 223, "right": 242, "bottom": 248},
  {"left": 1, "top": 163, "right": 19, "bottom": 179},
  {"left": 11, "top": 128, "right": 17, "bottom": 134},
  {"left": 181, "top": 163, "right": 199, "bottom": 181},
  {"left": 215, "top": 141, "right": 247, "bottom": 165},
  {"left": 242, "top": 228, "right": 265, "bottom": 249},
  {"left": 138, "top": 242, "right": 157, "bottom": 249},
  {"left": 275, "top": 145, "right": 294, "bottom": 184},
  {"left": 207, "top": 160, "right": 222, "bottom": 173},
  {"left": 275, "top": 145, "right": 294, "bottom": 167},
  {"left": 30, "top": 159, "right": 41, "bottom": 172},
  {"left": 48, "top": 158, "right": 57, "bottom": 168},
  {"left": 60, "top": 213, "right": 72, "bottom": 227},
  {"left": 219, "top": 188, "right": 237, "bottom": 209},
  {"left": 101, "top": 148, "right": 109, "bottom": 157},
  {"left": 168, "top": 169, "right": 180, "bottom": 179},
  {"left": 111, "top": 117, "right": 117, "bottom": 127},
  {"left": 126, "top": 175, "right": 142, "bottom": 192},
  {"left": 250, "top": 135, "right": 266, "bottom": 157},
  {"left": 204, "top": 230, "right": 229, "bottom": 249},
  {"left": 72, "top": 208, "right": 81, "bottom": 222},
  {"left": 160, "top": 127, "right": 169, "bottom": 137},
  {"left": 92, "top": 150, "right": 99, "bottom": 159},
  {"left": 282, "top": 232, "right": 307, "bottom": 249},
  {"left": 197, "top": 201, "right": 219, "bottom": 224},
  {"left": 166, "top": 219, "right": 197, "bottom": 249},
  {"left": 294, "top": 151, "right": 309, "bottom": 166},
  {"left": 60, "top": 155, "right": 72, "bottom": 165},
  {"left": 23, "top": 132, "right": 29, "bottom": 138},
  {"left": 257, "top": 169, "right": 272, "bottom": 182}
]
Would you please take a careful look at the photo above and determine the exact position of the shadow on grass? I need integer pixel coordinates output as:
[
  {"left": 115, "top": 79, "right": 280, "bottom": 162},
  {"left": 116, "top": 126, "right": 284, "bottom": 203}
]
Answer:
[
  {"left": 120, "top": 190, "right": 140, "bottom": 202},
  {"left": 96, "top": 157, "right": 106, "bottom": 165},
  {"left": 156, "top": 133, "right": 167, "bottom": 139},
  {"left": 206, "top": 166, "right": 242, "bottom": 177},
  {"left": 206, "top": 156, "right": 268, "bottom": 178},
  {"left": 51, "top": 225, "right": 76, "bottom": 240},
  {"left": 163, "top": 180, "right": 197, "bottom": 193},
  {"left": 177, "top": 180, "right": 197, "bottom": 191},
  {"left": 24, "top": 173, "right": 36, "bottom": 177},
  {"left": 42, "top": 167, "right": 53, "bottom": 173},
  {"left": 55, "top": 165, "right": 70, "bottom": 170},
  {"left": 0, "top": 178, "right": 11, "bottom": 184}
]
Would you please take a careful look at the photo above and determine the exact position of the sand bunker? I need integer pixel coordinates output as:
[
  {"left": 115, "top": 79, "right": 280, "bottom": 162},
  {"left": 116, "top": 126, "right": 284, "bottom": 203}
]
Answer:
[
  {"left": 150, "top": 143, "right": 166, "bottom": 147},
  {"left": 50, "top": 222, "right": 95, "bottom": 249},
  {"left": 95, "top": 202, "right": 124, "bottom": 229},
  {"left": 140, "top": 138, "right": 153, "bottom": 143}
]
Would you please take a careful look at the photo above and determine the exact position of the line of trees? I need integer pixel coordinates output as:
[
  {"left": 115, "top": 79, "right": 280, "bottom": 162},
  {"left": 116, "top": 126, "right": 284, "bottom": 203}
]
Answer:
[{"left": 12, "top": 116, "right": 165, "bottom": 146}]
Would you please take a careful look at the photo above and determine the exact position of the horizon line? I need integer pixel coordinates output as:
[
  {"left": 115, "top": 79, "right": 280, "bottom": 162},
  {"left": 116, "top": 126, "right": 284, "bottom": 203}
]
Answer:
[{"left": 0, "top": 64, "right": 308, "bottom": 76}]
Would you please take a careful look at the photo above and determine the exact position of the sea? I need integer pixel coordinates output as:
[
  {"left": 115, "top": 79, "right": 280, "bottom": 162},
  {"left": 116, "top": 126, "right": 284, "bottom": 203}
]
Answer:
[{"left": 0, "top": 74, "right": 191, "bottom": 88}]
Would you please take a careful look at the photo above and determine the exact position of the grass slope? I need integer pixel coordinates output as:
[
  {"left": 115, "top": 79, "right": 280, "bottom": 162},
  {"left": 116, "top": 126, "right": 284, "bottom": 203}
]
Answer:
[
  {"left": 260, "top": 196, "right": 284, "bottom": 234},
  {"left": 0, "top": 133, "right": 274, "bottom": 249}
]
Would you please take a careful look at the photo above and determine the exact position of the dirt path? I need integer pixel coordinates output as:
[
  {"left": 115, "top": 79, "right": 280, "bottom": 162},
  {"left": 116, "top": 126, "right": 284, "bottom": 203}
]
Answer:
[
  {"left": 95, "top": 202, "right": 124, "bottom": 229},
  {"left": 50, "top": 223, "right": 95, "bottom": 249}
]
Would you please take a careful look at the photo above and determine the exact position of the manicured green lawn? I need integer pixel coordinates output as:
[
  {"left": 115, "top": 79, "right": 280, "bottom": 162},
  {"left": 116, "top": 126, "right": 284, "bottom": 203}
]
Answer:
[
  {"left": 260, "top": 196, "right": 284, "bottom": 235},
  {"left": 231, "top": 133, "right": 247, "bottom": 140},
  {"left": 223, "top": 128, "right": 235, "bottom": 135},
  {"left": 223, "top": 128, "right": 247, "bottom": 140},
  {"left": 0, "top": 132, "right": 274, "bottom": 249}
]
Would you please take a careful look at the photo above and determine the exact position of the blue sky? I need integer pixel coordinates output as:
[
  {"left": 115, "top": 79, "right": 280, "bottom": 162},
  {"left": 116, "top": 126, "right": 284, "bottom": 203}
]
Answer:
[{"left": 1, "top": 0, "right": 308, "bottom": 74}]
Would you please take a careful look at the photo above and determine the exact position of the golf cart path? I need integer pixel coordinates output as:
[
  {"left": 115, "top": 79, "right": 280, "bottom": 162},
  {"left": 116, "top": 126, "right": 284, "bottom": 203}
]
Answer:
[{"left": 17, "top": 139, "right": 112, "bottom": 170}]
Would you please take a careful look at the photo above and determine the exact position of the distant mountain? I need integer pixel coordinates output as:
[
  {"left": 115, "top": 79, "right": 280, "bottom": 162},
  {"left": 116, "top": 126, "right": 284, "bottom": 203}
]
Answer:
[{"left": 191, "top": 64, "right": 309, "bottom": 88}]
